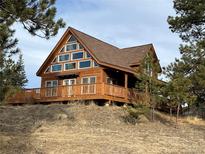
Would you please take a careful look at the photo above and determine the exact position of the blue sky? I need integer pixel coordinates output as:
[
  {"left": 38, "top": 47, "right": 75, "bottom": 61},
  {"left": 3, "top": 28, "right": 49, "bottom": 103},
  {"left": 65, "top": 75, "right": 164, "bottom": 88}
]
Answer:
[{"left": 14, "top": 0, "right": 181, "bottom": 88}]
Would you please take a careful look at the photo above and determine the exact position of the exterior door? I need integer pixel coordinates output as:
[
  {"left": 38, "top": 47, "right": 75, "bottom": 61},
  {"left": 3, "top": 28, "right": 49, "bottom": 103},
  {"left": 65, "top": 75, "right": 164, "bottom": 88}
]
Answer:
[
  {"left": 64, "top": 79, "right": 76, "bottom": 96},
  {"left": 81, "top": 76, "right": 96, "bottom": 94},
  {"left": 45, "top": 80, "right": 58, "bottom": 97}
]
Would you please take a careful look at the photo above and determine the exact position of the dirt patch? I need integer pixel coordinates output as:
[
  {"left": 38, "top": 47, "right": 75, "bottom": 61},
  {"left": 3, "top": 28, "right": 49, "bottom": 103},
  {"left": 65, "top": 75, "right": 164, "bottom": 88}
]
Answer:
[{"left": 0, "top": 104, "right": 205, "bottom": 154}]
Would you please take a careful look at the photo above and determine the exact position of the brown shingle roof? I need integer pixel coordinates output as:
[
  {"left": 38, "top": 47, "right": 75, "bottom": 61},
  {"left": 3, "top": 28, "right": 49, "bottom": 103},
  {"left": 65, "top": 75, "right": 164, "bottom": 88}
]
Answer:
[
  {"left": 37, "top": 27, "right": 160, "bottom": 76},
  {"left": 70, "top": 27, "right": 157, "bottom": 71}
]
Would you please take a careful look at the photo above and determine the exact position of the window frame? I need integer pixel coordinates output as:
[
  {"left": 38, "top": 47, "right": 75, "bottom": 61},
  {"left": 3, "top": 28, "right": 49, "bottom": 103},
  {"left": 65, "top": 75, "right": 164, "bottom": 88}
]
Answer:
[
  {"left": 59, "top": 46, "right": 65, "bottom": 53},
  {"left": 64, "top": 62, "right": 77, "bottom": 71},
  {"left": 81, "top": 76, "right": 96, "bottom": 84},
  {"left": 45, "top": 80, "right": 58, "bottom": 87},
  {"left": 93, "top": 61, "right": 99, "bottom": 67},
  {"left": 45, "top": 66, "right": 51, "bottom": 73},
  {"left": 58, "top": 53, "right": 70, "bottom": 62},
  {"left": 78, "top": 60, "right": 92, "bottom": 69},
  {"left": 66, "top": 42, "right": 78, "bottom": 51},
  {"left": 72, "top": 51, "right": 84, "bottom": 60},
  {"left": 51, "top": 64, "right": 62, "bottom": 72}
]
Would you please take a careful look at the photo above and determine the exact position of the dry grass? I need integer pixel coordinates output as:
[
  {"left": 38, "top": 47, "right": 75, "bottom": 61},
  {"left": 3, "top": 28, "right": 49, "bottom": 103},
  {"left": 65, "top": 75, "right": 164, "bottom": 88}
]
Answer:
[{"left": 0, "top": 103, "right": 205, "bottom": 154}]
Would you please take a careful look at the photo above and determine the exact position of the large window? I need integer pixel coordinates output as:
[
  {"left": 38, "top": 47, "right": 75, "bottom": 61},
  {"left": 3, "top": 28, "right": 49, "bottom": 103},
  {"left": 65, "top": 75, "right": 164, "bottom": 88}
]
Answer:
[
  {"left": 72, "top": 52, "right": 84, "bottom": 60},
  {"left": 59, "top": 54, "right": 69, "bottom": 62},
  {"left": 79, "top": 60, "right": 91, "bottom": 69},
  {"left": 66, "top": 43, "right": 77, "bottom": 51},
  {"left": 64, "top": 62, "right": 76, "bottom": 70},
  {"left": 52, "top": 64, "right": 62, "bottom": 72}
]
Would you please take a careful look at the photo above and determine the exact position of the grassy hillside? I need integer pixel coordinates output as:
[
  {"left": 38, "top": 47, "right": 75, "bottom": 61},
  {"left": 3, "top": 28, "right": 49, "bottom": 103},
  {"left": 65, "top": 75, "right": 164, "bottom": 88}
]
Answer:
[{"left": 0, "top": 103, "right": 205, "bottom": 154}]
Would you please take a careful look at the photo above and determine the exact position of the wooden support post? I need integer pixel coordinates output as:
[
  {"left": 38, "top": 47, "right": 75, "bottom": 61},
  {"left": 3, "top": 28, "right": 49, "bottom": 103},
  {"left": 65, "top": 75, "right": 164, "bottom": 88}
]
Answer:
[{"left": 125, "top": 74, "right": 128, "bottom": 100}]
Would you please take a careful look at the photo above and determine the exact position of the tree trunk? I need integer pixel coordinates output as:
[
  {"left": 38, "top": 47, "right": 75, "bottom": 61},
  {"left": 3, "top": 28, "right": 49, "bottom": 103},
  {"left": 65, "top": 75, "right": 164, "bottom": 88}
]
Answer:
[
  {"left": 176, "top": 103, "right": 180, "bottom": 124},
  {"left": 170, "top": 107, "right": 172, "bottom": 120},
  {"left": 151, "top": 106, "right": 155, "bottom": 121}
]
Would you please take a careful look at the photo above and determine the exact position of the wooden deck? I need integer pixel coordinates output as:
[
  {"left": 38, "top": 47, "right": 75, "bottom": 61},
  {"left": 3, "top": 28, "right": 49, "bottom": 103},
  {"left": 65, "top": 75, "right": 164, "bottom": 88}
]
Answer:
[{"left": 7, "top": 83, "right": 145, "bottom": 104}]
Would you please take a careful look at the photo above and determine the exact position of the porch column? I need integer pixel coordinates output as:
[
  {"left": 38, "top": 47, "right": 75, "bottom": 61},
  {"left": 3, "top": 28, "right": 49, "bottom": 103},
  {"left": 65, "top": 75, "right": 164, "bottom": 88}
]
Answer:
[
  {"left": 125, "top": 74, "right": 128, "bottom": 89},
  {"left": 125, "top": 74, "right": 128, "bottom": 100}
]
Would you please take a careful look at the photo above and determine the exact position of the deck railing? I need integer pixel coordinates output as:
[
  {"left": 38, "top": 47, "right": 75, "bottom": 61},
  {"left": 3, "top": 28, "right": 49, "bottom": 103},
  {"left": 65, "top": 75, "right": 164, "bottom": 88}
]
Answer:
[{"left": 8, "top": 83, "right": 134, "bottom": 103}]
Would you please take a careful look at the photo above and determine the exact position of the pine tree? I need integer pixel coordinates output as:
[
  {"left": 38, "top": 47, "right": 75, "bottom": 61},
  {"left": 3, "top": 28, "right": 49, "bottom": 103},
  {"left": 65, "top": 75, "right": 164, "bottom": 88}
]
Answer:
[
  {"left": 166, "top": 0, "right": 205, "bottom": 108},
  {"left": 0, "top": 0, "right": 65, "bottom": 102},
  {"left": 136, "top": 53, "right": 163, "bottom": 121}
]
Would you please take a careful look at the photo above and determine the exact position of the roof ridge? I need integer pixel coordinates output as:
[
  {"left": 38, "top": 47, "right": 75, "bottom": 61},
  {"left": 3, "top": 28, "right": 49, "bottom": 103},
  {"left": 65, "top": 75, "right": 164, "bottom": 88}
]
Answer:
[
  {"left": 120, "top": 43, "right": 153, "bottom": 50},
  {"left": 69, "top": 27, "right": 119, "bottom": 50}
]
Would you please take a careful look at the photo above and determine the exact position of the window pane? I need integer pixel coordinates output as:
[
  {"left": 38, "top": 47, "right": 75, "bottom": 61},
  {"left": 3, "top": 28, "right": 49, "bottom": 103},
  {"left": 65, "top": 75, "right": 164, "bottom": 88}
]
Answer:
[
  {"left": 72, "top": 52, "right": 84, "bottom": 60},
  {"left": 46, "top": 81, "right": 52, "bottom": 87},
  {"left": 45, "top": 66, "right": 51, "bottom": 73},
  {"left": 59, "top": 54, "right": 69, "bottom": 61},
  {"left": 85, "top": 52, "right": 91, "bottom": 58},
  {"left": 52, "top": 57, "right": 58, "bottom": 63},
  {"left": 90, "top": 77, "right": 96, "bottom": 84},
  {"left": 65, "top": 63, "right": 76, "bottom": 70},
  {"left": 79, "top": 60, "right": 91, "bottom": 68},
  {"left": 82, "top": 78, "right": 89, "bottom": 84},
  {"left": 68, "top": 35, "right": 77, "bottom": 42},
  {"left": 93, "top": 61, "right": 99, "bottom": 67},
  {"left": 79, "top": 44, "right": 83, "bottom": 49},
  {"left": 66, "top": 44, "right": 77, "bottom": 51},
  {"left": 52, "top": 64, "right": 62, "bottom": 71},
  {"left": 53, "top": 81, "right": 58, "bottom": 87}
]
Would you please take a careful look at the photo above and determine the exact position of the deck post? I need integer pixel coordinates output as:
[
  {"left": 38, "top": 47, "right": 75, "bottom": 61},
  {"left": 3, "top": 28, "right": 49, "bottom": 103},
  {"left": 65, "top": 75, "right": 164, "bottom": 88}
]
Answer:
[{"left": 125, "top": 74, "right": 128, "bottom": 100}]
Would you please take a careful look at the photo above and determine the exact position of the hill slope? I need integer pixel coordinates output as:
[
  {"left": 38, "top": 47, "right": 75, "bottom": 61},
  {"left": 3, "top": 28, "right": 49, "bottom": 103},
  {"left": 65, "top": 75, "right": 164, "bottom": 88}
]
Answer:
[{"left": 0, "top": 104, "right": 205, "bottom": 154}]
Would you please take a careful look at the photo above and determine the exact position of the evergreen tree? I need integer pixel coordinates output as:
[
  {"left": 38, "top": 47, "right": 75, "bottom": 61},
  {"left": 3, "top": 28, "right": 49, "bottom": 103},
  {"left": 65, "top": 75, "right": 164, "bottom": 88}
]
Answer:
[
  {"left": 166, "top": 0, "right": 205, "bottom": 106},
  {"left": 136, "top": 53, "right": 162, "bottom": 121},
  {"left": 0, "top": 0, "right": 65, "bottom": 102}
]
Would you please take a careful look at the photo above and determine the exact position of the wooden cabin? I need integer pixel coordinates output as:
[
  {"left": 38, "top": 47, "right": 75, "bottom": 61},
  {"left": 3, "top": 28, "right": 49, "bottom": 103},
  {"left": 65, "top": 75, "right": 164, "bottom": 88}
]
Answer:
[{"left": 8, "top": 27, "right": 161, "bottom": 104}]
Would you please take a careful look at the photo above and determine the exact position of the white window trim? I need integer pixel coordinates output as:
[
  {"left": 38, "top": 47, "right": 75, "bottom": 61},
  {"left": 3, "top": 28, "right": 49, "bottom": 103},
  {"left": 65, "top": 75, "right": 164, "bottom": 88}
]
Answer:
[
  {"left": 58, "top": 53, "right": 70, "bottom": 62},
  {"left": 71, "top": 51, "right": 84, "bottom": 61},
  {"left": 67, "top": 35, "right": 77, "bottom": 44},
  {"left": 66, "top": 42, "right": 78, "bottom": 52},
  {"left": 85, "top": 52, "right": 91, "bottom": 59},
  {"left": 44, "top": 66, "right": 51, "bottom": 73},
  {"left": 51, "top": 64, "right": 62, "bottom": 72},
  {"left": 52, "top": 56, "right": 58, "bottom": 63},
  {"left": 45, "top": 80, "right": 58, "bottom": 87},
  {"left": 64, "top": 62, "right": 77, "bottom": 71},
  {"left": 63, "top": 78, "right": 76, "bottom": 85},
  {"left": 78, "top": 60, "right": 92, "bottom": 69},
  {"left": 59, "top": 46, "right": 65, "bottom": 53},
  {"left": 93, "top": 61, "right": 99, "bottom": 67}
]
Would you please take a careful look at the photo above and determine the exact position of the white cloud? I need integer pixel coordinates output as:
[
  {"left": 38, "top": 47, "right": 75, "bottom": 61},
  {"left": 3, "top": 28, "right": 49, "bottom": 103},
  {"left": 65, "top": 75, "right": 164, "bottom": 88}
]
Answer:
[{"left": 12, "top": 0, "right": 181, "bottom": 87}]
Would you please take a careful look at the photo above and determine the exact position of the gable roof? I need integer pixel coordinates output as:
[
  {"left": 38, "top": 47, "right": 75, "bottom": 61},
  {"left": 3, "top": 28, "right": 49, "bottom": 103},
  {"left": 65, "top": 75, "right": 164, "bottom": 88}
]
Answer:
[{"left": 36, "top": 27, "right": 161, "bottom": 76}]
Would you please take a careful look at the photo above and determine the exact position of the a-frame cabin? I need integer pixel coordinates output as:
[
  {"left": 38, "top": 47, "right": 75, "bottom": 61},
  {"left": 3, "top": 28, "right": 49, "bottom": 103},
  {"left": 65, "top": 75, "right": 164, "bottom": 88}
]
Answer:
[{"left": 8, "top": 27, "right": 161, "bottom": 104}]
